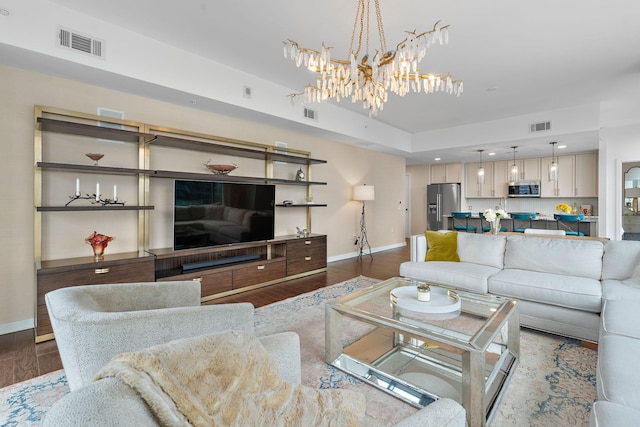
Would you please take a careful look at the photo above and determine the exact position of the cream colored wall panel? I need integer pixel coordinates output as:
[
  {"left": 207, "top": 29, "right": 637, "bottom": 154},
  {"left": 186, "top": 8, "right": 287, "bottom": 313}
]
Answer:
[
  {"left": 406, "top": 164, "right": 430, "bottom": 235},
  {"left": 0, "top": 237, "right": 35, "bottom": 325}
]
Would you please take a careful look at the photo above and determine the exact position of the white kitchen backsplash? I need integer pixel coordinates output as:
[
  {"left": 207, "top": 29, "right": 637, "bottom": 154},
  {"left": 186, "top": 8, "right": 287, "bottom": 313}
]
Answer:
[{"left": 465, "top": 197, "right": 598, "bottom": 217}]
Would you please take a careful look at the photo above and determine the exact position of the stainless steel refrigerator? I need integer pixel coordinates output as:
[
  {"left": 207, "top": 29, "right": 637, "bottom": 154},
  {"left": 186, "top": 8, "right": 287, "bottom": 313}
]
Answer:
[{"left": 427, "top": 183, "right": 461, "bottom": 230}]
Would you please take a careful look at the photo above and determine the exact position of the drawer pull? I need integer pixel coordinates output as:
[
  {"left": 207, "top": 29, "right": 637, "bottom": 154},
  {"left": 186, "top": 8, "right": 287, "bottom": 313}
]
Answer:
[
  {"left": 194, "top": 277, "right": 203, "bottom": 282},
  {"left": 305, "top": 256, "right": 312, "bottom": 261},
  {"left": 94, "top": 268, "right": 110, "bottom": 274},
  {"left": 257, "top": 265, "right": 265, "bottom": 270},
  {"left": 305, "top": 240, "right": 312, "bottom": 245}
]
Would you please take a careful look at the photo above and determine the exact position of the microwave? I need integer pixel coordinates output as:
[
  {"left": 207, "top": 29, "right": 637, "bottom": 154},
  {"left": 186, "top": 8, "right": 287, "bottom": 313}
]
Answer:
[{"left": 508, "top": 181, "right": 541, "bottom": 197}]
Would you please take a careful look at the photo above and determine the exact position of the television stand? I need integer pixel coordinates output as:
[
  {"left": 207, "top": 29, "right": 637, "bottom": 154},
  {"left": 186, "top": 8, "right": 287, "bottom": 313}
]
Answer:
[{"left": 150, "top": 234, "right": 327, "bottom": 302}]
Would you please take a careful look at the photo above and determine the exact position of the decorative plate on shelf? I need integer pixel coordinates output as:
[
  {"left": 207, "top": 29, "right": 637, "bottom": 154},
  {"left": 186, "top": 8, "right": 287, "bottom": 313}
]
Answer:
[
  {"left": 204, "top": 162, "right": 238, "bottom": 175},
  {"left": 85, "top": 153, "right": 104, "bottom": 165}
]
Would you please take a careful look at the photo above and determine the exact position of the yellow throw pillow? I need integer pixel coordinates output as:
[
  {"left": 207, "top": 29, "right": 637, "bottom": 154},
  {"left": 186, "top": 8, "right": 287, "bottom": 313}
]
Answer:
[{"left": 425, "top": 230, "right": 460, "bottom": 262}]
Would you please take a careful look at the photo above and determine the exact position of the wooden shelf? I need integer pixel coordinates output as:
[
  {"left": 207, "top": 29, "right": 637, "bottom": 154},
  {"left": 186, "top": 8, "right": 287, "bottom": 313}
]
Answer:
[
  {"left": 276, "top": 204, "right": 327, "bottom": 207},
  {"left": 37, "top": 162, "right": 147, "bottom": 176},
  {"left": 150, "top": 134, "right": 326, "bottom": 165},
  {"left": 37, "top": 117, "right": 152, "bottom": 143},
  {"left": 38, "top": 117, "right": 326, "bottom": 166},
  {"left": 36, "top": 162, "right": 327, "bottom": 186},
  {"left": 37, "top": 206, "right": 154, "bottom": 212}
]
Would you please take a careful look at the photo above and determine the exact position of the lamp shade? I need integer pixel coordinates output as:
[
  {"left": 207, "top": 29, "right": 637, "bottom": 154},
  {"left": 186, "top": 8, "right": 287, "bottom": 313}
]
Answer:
[
  {"left": 354, "top": 185, "right": 375, "bottom": 201},
  {"left": 625, "top": 187, "right": 640, "bottom": 198}
]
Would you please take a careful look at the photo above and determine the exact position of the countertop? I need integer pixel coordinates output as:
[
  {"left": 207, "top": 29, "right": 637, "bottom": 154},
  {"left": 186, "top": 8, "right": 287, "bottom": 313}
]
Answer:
[{"left": 449, "top": 214, "right": 599, "bottom": 222}]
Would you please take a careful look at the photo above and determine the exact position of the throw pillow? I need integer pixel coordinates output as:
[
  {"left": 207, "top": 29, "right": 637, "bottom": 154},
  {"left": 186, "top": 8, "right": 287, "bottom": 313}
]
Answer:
[{"left": 425, "top": 230, "right": 460, "bottom": 262}]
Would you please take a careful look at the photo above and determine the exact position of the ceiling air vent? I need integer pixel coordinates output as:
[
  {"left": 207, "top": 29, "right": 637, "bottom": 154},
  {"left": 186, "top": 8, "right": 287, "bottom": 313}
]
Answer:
[
  {"left": 529, "top": 121, "right": 551, "bottom": 133},
  {"left": 303, "top": 107, "right": 317, "bottom": 120},
  {"left": 57, "top": 27, "right": 104, "bottom": 58}
]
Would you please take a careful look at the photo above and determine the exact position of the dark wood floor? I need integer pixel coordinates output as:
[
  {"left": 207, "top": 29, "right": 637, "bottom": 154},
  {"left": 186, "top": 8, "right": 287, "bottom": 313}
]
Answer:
[{"left": 0, "top": 245, "right": 409, "bottom": 388}]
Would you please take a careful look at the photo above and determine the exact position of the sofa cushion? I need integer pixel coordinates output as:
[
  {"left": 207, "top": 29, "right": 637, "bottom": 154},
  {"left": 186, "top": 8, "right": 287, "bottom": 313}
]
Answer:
[
  {"left": 516, "top": 299, "right": 600, "bottom": 342},
  {"left": 600, "top": 299, "right": 640, "bottom": 339},
  {"left": 488, "top": 269, "right": 602, "bottom": 312},
  {"left": 602, "top": 240, "right": 640, "bottom": 281},
  {"left": 601, "top": 279, "right": 640, "bottom": 301},
  {"left": 597, "top": 334, "right": 640, "bottom": 410},
  {"left": 425, "top": 231, "right": 459, "bottom": 262},
  {"left": 504, "top": 235, "right": 603, "bottom": 280},
  {"left": 456, "top": 232, "right": 506, "bottom": 269},
  {"left": 399, "top": 261, "right": 500, "bottom": 294}
]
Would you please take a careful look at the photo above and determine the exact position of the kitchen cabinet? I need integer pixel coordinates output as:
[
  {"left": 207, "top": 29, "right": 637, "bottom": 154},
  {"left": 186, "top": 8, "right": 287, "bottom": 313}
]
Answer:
[
  {"left": 575, "top": 153, "right": 598, "bottom": 197},
  {"left": 541, "top": 155, "right": 576, "bottom": 197},
  {"left": 507, "top": 158, "right": 541, "bottom": 182},
  {"left": 469, "top": 152, "right": 597, "bottom": 199},
  {"left": 522, "top": 158, "right": 541, "bottom": 181},
  {"left": 492, "top": 161, "right": 509, "bottom": 198},
  {"left": 465, "top": 162, "right": 494, "bottom": 198},
  {"left": 431, "top": 163, "right": 462, "bottom": 184}
]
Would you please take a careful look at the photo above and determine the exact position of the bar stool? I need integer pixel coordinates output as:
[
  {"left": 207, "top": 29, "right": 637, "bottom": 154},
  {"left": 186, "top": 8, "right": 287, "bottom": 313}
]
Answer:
[
  {"left": 511, "top": 212, "right": 537, "bottom": 233},
  {"left": 555, "top": 213, "right": 585, "bottom": 236},
  {"left": 451, "top": 212, "right": 477, "bottom": 233}
]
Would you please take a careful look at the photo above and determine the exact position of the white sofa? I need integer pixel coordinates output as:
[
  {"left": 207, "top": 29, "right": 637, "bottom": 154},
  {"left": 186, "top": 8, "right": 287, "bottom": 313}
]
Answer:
[{"left": 400, "top": 232, "right": 640, "bottom": 426}]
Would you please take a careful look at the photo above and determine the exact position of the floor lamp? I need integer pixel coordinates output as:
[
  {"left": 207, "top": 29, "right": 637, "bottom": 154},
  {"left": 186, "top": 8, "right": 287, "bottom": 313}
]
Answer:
[{"left": 354, "top": 185, "right": 374, "bottom": 259}]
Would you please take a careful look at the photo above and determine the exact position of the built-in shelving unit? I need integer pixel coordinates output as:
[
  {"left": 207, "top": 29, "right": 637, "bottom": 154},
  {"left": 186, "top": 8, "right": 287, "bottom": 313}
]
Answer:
[{"left": 34, "top": 106, "right": 328, "bottom": 342}]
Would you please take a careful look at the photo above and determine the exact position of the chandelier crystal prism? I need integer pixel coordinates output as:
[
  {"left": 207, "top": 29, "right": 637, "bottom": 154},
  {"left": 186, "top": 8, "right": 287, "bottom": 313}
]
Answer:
[{"left": 283, "top": 0, "right": 462, "bottom": 116}]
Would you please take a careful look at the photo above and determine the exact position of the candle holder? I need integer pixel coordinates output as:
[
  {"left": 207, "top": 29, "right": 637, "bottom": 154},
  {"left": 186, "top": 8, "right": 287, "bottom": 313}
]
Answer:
[
  {"left": 65, "top": 193, "right": 126, "bottom": 207},
  {"left": 417, "top": 284, "right": 431, "bottom": 302}
]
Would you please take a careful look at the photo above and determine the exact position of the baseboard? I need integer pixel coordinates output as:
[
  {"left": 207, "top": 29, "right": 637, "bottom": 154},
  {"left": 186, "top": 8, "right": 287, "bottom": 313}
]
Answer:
[
  {"left": 328, "top": 241, "right": 406, "bottom": 263},
  {"left": 0, "top": 318, "right": 34, "bottom": 335}
]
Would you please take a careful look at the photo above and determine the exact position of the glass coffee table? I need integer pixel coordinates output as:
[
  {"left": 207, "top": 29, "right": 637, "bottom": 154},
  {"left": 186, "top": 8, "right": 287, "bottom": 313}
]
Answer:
[{"left": 325, "top": 277, "right": 519, "bottom": 427}]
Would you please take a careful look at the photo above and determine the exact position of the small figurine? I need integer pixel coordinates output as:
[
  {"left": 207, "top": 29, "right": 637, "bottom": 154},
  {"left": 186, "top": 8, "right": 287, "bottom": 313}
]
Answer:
[
  {"left": 296, "top": 227, "right": 308, "bottom": 238},
  {"left": 295, "top": 168, "right": 305, "bottom": 181}
]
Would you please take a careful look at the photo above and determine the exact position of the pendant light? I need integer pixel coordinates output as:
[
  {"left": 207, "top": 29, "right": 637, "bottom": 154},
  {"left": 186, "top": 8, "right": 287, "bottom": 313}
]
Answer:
[
  {"left": 509, "top": 146, "right": 519, "bottom": 183},
  {"left": 548, "top": 141, "right": 558, "bottom": 182},
  {"left": 477, "top": 149, "right": 485, "bottom": 184}
]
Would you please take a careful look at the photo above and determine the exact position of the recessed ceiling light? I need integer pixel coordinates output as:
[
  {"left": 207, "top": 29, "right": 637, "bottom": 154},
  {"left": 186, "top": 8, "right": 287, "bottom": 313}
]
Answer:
[
  {"left": 488, "top": 152, "right": 496, "bottom": 156},
  {"left": 486, "top": 86, "right": 498, "bottom": 92},
  {"left": 558, "top": 145, "right": 567, "bottom": 149},
  {"left": 0, "top": 9, "right": 10, "bottom": 16},
  {"left": 191, "top": 100, "right": 198, "bottom": 105},
  {"left": 434, "top": 157, "right": 441, "bottom": 161}
]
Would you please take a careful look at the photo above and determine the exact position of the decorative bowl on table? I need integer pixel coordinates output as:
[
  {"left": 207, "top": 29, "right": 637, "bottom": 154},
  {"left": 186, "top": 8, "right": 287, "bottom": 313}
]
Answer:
[
  {"left": 204, "top": 161, "right": 238, "bottom": 175},
  {"left": 85, "top": 153, "right": 104, "bottom": 166}
]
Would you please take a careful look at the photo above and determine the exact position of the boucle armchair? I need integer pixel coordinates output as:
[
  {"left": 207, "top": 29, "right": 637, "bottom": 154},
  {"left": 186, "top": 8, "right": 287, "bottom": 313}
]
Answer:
[
  {"left": 45, "top": 280, "right": 254, "bottom": 391},
  {"left": 42, "top": 331, "right": 465, "bottom": 427}
]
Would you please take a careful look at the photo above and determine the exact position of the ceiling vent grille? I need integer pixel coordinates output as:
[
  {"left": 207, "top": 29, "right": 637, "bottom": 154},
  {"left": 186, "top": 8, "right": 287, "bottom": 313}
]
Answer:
[
  {"left": 303, "top": 107, "right": 317, "bottom": 120},
  {"left": 529, "top": 121, "right": 551, "bottom": 133},
  {"left": 58, "top": 27, "right": 104, "bottom": 58}
]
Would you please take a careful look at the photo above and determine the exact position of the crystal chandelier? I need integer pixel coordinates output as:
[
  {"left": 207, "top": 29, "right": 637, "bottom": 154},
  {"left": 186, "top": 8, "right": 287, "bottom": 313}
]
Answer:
[{"left": 283, "top": 0, "right": 462, "bottom": 116}]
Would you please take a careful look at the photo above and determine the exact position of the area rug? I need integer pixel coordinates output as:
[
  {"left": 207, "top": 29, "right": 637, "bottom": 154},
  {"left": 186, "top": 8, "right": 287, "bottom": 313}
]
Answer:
[{"left": 0, "top": 275, "right": 597, "bottom": 426}]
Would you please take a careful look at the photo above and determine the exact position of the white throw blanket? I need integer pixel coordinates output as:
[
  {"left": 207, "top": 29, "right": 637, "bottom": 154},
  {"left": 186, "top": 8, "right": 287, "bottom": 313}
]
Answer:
[{"left": 95, "top": 330, "right": 366, "bottom": 427}]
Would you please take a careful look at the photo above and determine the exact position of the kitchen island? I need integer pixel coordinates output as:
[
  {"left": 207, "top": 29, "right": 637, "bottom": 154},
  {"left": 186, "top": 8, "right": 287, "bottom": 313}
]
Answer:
[{"left": 443, "top": 214, "right": 598, "bottom": 236}]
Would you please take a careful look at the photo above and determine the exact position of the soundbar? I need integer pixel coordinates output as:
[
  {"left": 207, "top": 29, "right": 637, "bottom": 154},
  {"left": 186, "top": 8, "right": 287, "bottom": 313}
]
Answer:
[{"left": 181, "top": 254, "right": 261, "bottom": 271}]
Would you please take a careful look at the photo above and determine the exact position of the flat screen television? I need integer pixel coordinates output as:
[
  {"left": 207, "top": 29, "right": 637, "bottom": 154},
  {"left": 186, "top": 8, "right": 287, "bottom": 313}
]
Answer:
[{"left": 173, "top": 180, "right": 275, "bottom": 250}]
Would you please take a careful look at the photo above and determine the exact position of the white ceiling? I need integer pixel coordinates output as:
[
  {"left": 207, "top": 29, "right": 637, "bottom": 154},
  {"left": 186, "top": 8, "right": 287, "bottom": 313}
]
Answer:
[{"left": 5, "top": 0, "right": 640, "bottom": 164}]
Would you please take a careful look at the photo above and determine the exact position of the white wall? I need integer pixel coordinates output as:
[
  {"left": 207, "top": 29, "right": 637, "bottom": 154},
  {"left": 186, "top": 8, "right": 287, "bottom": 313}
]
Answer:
[
  {"left": 599, "top": 125, "right": 640, "bottom": 239},
  {"left": 0, "top": 65, "right": 407, "bottom": 334}
]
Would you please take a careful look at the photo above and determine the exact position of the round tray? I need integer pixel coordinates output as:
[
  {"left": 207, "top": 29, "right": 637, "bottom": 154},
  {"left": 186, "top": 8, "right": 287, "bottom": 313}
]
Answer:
[{"left": 390, "top": 286, "right": 461, "bottom": 314}]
